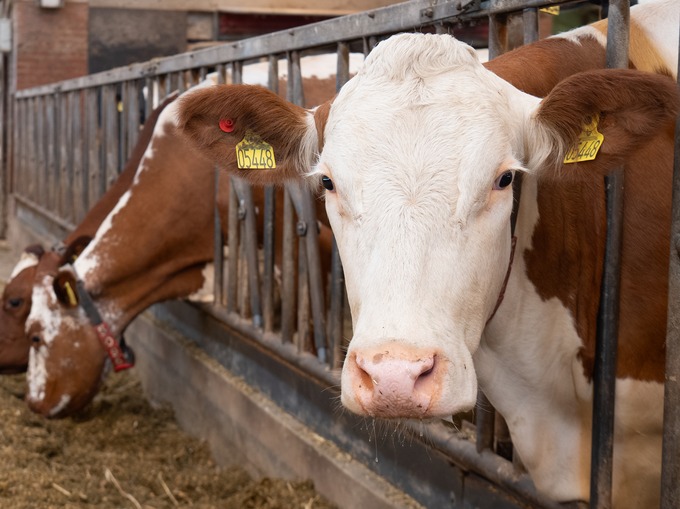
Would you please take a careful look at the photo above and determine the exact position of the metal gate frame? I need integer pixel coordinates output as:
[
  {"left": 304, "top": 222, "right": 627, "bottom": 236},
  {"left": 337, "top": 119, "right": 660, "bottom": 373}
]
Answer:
[{"left": 8, "top": 1, "right": 679, "bottom": 507}]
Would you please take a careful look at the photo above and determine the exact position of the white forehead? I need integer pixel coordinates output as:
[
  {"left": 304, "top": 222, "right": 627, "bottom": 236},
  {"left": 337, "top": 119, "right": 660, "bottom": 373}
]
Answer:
[{"left": 319, "top": 33, "right": 522, "bottom": 215}]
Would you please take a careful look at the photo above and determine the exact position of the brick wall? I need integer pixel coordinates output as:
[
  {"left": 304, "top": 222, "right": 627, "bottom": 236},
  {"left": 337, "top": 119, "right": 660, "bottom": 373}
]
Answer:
[{"left": 13, "top": 0, "right": 88, "bottom": 90}]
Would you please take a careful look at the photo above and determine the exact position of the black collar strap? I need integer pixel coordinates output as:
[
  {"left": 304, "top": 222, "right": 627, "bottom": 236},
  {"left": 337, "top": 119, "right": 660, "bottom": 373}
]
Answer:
[
  {"left": 73, "top": 278, "right": 135, "bottom": 372},
  {"left": 487, "top": 173, "right": 524, "bottom": 324}
]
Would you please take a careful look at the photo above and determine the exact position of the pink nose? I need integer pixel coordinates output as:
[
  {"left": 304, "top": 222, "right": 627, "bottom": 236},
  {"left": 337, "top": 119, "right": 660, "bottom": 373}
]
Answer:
[{"left": 346, "top": 343, "right": 440, "bottom": 418}]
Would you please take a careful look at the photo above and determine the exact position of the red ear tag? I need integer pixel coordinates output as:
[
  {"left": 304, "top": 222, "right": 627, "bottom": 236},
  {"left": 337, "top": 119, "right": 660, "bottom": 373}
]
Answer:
[{"left": 219, "top": 118, "right": 235, "bottom": 133}]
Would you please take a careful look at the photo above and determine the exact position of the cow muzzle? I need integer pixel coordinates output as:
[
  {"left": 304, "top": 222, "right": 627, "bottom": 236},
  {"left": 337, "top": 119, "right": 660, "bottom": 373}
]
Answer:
[{"left": 341, "top": 340, "right": 477, "bottom": 418}]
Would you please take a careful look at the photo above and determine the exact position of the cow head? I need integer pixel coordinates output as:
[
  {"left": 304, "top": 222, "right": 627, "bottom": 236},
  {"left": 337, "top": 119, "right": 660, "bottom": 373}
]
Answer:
[
  {"left": 25, "top": 236, "right": 106, "bottom": 418},
  {"left": 178, "top": 33, "right": 679, "bottom": 419}
]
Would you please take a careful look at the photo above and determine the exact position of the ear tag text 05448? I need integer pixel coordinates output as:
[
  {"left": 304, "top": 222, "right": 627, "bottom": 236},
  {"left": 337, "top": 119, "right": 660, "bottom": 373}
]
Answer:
[
  {"left": 235, "top": 130, "right": 276, "bottom": 170},
  {"left": 63, "top": 281, "right": 78, "bottom": 307},
  {"left": 563, "top": 114, "right": 604, "bottom": 164}
]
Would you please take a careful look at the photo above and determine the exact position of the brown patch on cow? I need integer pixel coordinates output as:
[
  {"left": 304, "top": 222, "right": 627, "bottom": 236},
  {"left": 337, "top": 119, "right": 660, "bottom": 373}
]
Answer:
[
  {"left": 486, "top": 36, "right": 606, "bottom": 96},
  {"left": 527, "top": 124, "right": 673, "bottom": 383},
  {"left": 178, "top": 85, "right": 312, "bottom": 187},
  {"left": 591, "top": 18, "right": 674, "bottom": 77},
  {"left": 491, "top": 32, "right": 679, "bottom": 382},
  {"left": 524, "top": 73, "right": 678, "bottom": 383}
]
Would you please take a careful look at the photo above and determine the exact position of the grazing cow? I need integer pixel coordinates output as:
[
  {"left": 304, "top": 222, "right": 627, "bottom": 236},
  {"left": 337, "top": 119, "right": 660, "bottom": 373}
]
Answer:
[
  {"left": 24, "top": 80, "right": 334, "bottom": 419},
  {"left": 0, "top": 93, "right": 178, "bottom": 374},
  {"left": 175, "top": 1, "right": 679, "bottom": 507}
]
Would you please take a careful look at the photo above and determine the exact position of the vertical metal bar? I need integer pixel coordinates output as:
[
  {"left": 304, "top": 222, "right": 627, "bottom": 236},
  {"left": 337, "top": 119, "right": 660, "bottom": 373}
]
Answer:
[
  {"left": 297, "top": 233, "right": 310, "bottom": 352},
  {"left": 226, "top": 179, "right": 239, "bottom": 313},
  {"left": 234, "top": 179, "right": 263, "bottom": 328},
  {"left": 105, "top": 85, "right": 118, "bottom": 192},
  {"left": 14, "top": 99, "right": 22, "bottom": 197},
  {"left": 28, "top": 98, "right": 36, "bottom": 199},
  {"left": 127, "top": 81, "right": 140, "bottom": 162},
  {"left": 522, "top": 8, "right": 539, "bottom": 45},
  {"left": 336, "top": 42, "right": 350, "bottom": 92},
  {"left": 215, "top": 64, "right": 226, "bottom": 85},
  {"left": 661, "top": 31, "right": 680, "bottom": 508},
  {"left": 36, "top": 96, "right": 44, "bottom": 204},
  {"left": 262, "top": 55, "right": 279, "bottom": 332},
  {"left": 72, "top": 91, "right": 84, "bottom": 223},
  {"left": 46, "top": 94, "right": 56, "bottom": 212},
  {"left": 238, "top": 196, "right": 249, "bottom": 316},
  {"left": 87, "top": 88, "right": 99, "bottom": 210},
  {"left": 329, "top": 237, "right": 345, "bottom": 369},
  {"left": 281, "top": 187, "right": 296, "bottom": 343},
  {"left": 61, "top": 92, "right": 73, "bottom": 224},
  {"left": 211, "top": 68, "right": 227, "bottom": 311},
  {"left": 14, "top": 98, "right": 20, "bottom": 198},
  {"left": 177, "top": 71, "right": 186, "bottom": 94},
  {"left": 225, "top": 63, "right": 243, "bottom": 314},
  {"left": 144, "top": 77, "right": 154, "bottom": 117},
  {"left": 590, "top": 2, "right": 629, "bottom": 508},
  {"left": 280, "top": 55, "right": 300, "bottom": 343},
  {"left": 289, "top": 51, "right": 326, "bottom": 360},
  {"left": 488, "top": 12, "right": 507, "bottom": 59},
  {"left": 118, "top": 83, "right": 127, "bottom": 172}
]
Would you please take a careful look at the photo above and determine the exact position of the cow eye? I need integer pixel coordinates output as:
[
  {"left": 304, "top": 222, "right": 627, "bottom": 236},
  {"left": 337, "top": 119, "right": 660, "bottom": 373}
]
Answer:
[
  {"left": 7, "top": 298, "right": 23, "bottom": 309},
  {"left": 321, "top": 176, "right": 334, "bottom": 192},
  {"left": 493, "top": 171, "right": 514, "bottom": 190}
]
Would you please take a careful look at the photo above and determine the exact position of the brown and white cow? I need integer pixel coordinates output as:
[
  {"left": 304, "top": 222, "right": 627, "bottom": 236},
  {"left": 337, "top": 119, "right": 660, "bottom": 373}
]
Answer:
[
  {"left": 0, "top": 93, "right": 178, "bottom": 374},
  {"left": 24, "top": 79, "right": 335, "bottom": 419},
  {"left": 175, "top": 1, "right": 679, "bottom": 506}
]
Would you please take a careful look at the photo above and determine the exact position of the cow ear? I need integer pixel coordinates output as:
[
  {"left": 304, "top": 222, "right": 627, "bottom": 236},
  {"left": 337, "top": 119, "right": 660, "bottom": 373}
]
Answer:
[
  {"left": 529, "top": 69, "right": 680, "bottom": 177},
  {"left": 61, "top": 235, "right": 92, "bottom": 265},
  {"left": 24, "top": 244, "right": 45, "bottom": 259},
  {"left": 53, "top": 271, "right": 79, "bottom": 309},
  {"left": 177, "top": 84, "right": 322, "bottom": 187}
]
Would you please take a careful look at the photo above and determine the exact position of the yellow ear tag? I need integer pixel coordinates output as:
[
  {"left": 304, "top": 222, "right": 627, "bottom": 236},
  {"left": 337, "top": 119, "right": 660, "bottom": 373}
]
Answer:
[
  {"left": 235, "top": 130, "right": 276, "bottom": 170},
  {"left": 63, "top": 281, "right": 78, "bottom": 307},
  {"left": 563, "top": 114, "right": 604, "bottom": 164},
  {"left": 540, "top": 6, "right": 560, "bottom": 15}
]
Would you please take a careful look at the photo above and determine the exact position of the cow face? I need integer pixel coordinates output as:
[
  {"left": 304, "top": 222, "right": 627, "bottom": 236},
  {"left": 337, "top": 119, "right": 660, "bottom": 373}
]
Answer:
[
  {"left": 178, "top": 33, "right": 679, "bottom": 420},
  {"left": 25, "top": 243, "right": 106, "bottom": 418},
  {"left": 316, "top": 40, "right": 536, "bottom": 417}
]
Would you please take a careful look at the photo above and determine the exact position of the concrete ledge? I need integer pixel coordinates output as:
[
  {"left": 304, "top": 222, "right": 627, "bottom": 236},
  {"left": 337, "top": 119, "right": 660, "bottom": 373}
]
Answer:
[{"left": 127, "top": 312, "right": 423, "bottom": 509}]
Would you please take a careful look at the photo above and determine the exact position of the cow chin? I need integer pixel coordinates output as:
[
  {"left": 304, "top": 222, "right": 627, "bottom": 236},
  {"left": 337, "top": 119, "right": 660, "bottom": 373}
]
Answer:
[{"left": 340, "top": 339, "right": 478, "bottom": 419}]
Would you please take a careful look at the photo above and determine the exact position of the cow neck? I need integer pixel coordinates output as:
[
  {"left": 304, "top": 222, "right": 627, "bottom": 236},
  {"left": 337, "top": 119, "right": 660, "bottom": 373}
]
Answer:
[
  {"left": 487, "top": 28, "right": 671, "bottom": 382},
  {"left": 68, "top": 266, "right": 134, "bottom": 372},
  {"left": 74, "top": 119, "right": 216, "bottom": 334}
]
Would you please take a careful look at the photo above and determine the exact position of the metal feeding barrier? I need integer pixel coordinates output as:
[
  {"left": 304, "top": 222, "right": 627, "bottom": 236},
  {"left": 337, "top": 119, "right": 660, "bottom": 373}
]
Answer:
[{"left": 9, "top": 0, "right": 679, "bottom": 507}]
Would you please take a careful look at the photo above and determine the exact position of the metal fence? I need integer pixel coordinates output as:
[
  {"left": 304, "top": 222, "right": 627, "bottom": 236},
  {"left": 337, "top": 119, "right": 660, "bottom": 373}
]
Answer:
[{"left": 9, "top": 0, "right": 679, "bottom": 507}]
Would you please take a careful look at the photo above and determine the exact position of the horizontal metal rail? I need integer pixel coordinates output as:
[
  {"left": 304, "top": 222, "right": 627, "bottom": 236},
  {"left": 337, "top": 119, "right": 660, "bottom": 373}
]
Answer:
[{"left": 15, "top": 0, "right": 579, "bottom": 98}]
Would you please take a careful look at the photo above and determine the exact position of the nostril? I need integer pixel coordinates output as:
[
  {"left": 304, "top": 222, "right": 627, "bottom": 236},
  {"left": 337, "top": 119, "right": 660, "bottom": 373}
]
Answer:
[
  {"left": 414, "top": 355, "right": 437, "bottom": 393},
  {"left": 353, "top": 354, "right": 376, "bottom": 391}
]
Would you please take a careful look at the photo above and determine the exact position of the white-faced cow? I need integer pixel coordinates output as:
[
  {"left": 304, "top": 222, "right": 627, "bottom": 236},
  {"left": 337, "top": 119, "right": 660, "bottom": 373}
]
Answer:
[
  {"left": 175, "top": 1, "right": 680, "bottom": 507},
  {"left": 24, "top": 80, "right": 335, "bottom": 419},
  {"left": 0, "top": 93, "right": 178, "bottom": 375}
]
